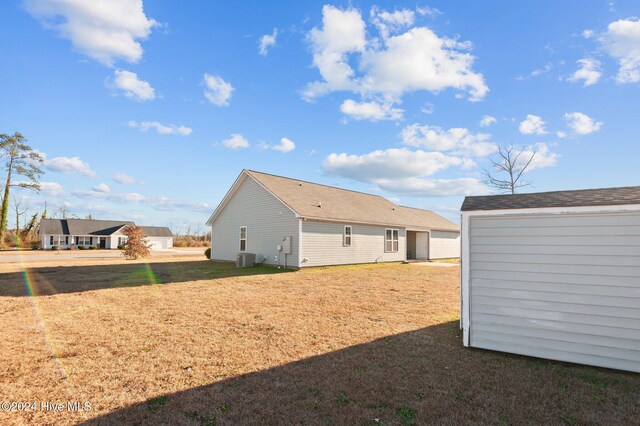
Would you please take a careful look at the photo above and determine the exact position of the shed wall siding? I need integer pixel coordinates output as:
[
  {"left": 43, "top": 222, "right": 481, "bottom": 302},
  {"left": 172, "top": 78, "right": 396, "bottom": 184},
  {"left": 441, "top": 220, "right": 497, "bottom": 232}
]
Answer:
[
  {"left": 300, "top": 220, "right": 405, "bottom": 267},
  {"left": 430, "top": 230, "right": 460, "bottom": 259},
  {"left": 468, "top": 211, "right": 640, "bottom": 373},
  {"left": 211, "top": 177, "right": 299, "bottom": 267}
]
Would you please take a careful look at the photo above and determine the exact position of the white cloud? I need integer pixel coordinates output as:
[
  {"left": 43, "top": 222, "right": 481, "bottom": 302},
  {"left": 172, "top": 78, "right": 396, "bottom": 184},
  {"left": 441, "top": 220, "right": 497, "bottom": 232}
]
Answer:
[
  {"left": 109, "top": 70, "right": 156, "bottom": 101},
  {"left": 21, "top": 181, "right": 65, "bottom": 197},
  {"left": 128, "top": 120, "right": 192, "bottom": 136},
  {"left": 112, "top": 172, "right": 142, "bottom": 185},
  {"left": 259, "top": 28, "right": 277, "bottom": 56},
  {"left": 557, "top": 131, "right": 567, "bottom": 138},
  {"left": 220, "top": 134, "right": 250, "bottom": 150},
  {"left": 568, "top": 58, "right": 602, "bottom": 86},
  {"left": 479, "top": 115, "right": 497, "bottom": 127},
  {"left": 359, "top": 27, "right": 488, "bottom": 102},
  {"left": 304, "top": 5, "right": 366, "bottom": 99},
  {"left": 375, "top": 177, "right": 488, "bottom": 197},
  {"left": 401, "top": 124, "right": 497, "bottom": 157},
  {"left": 563, "top": 112, "right": 602, "bottom": 135},
  {"left": 583, "top": 29, "right": 594, "bottom": 39},
  {"left": 303, "top": 5, "right": 487, "bottom": 105},
  {"left": 521, "top": 143, "right": 559, "bottom": 171},
  {"left": 600, "top": 18, "right": 640, "bottom": 83},
  {"left": 518, "top": 114, "right": 547, "bottom": 135},
  {"left": 516, "top": 63, "right": 553, "bottom": 80},
  {"left": 92, "top": 183, "right": 111, "bottom": 193},
  {"left": 44, "top": 156, "right": 97, "bottom": 178},
  {"left": 271, "top": 137, "right": 296, "bottom": 153},
  {"left": 340, "top": 99, "right": 403, "bottom": 121},
  {"left": 24, "top": 0, "right": 157, "bottom": 66},
  {"left": 370, "top": 6, "right": 415, "bottom": 39},
  {"left": 324, "top": 148, "right": 462, "bottom": 181},
  {"left": 73, "top": 188, "right": 211, "bottom": 213},
  {"left": 416, "top": 6, "right": 441, "bottom": 18},
  {"left": 203, "top": 73, "right": 234, "bottom": 106}
]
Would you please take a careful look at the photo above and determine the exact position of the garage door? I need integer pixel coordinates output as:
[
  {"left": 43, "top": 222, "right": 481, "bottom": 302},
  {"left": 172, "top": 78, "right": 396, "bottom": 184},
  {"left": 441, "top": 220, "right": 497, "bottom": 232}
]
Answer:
[
  {"left": 147, "top": 238, "right": 166, "bottom": 250},
  {"left": 469, "top": 211, "right": 640, "bottom": 372}
]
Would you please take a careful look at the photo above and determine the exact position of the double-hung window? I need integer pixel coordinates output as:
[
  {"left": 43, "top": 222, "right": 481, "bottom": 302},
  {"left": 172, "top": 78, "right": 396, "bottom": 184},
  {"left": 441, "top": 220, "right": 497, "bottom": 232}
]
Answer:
[
  {"left": 78, "top": 236, "right": 91, "bottom": 246},
  {"left": 385, "top": 229, "right": 399, "bottom": 252},
  {"left": 343, "top": 226, "right": 352, "bottom": 247},
  {"left": 239, "top": 226, "right": 247, "bottom": 252}
]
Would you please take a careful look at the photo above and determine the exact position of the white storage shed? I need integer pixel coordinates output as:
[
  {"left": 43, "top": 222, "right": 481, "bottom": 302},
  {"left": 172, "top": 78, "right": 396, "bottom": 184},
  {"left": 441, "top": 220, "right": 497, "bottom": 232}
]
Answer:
[{"left": 460, "top": 186, "right": 640, "bottom": 373}]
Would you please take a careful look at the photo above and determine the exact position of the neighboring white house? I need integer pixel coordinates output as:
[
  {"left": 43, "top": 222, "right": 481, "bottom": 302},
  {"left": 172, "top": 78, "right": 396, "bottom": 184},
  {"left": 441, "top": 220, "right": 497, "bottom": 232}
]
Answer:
[
  {"left": 206, "top": 169, "right": 460, "bottom": 268},
  {"left": 460, "top": 186, "right": 640, "bottom": 373},
  {"left": 39, "top": 219, "right": 174, "bottom": 250}
]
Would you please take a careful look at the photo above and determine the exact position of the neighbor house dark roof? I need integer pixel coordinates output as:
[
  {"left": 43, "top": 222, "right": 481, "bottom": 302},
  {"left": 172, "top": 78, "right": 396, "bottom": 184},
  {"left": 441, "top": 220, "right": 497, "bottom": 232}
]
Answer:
[
  {"left": 39, "top": 219, "right": 172, "bottom": 237},
  {"left": 461, "top": 186, "right": 640, "bottom": 211},
  {"left": 209, "top": 170, "right": 459, "bottom": 232},
  {"left": 140, "top": 226, "right": 174, "bottom": 237}
]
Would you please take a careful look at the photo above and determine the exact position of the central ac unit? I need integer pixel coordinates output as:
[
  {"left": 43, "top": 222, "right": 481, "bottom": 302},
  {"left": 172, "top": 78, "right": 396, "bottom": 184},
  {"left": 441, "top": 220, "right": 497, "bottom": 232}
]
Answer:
[{"left": 236, "top": 253, "right": 256, "bottom": 267}]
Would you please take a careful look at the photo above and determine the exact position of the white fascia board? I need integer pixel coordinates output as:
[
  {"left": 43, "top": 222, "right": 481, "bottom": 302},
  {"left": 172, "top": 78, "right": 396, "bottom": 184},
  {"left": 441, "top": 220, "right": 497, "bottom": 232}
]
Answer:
[{"left": 462, "top": 204, "right": 640, "bottom": 218}]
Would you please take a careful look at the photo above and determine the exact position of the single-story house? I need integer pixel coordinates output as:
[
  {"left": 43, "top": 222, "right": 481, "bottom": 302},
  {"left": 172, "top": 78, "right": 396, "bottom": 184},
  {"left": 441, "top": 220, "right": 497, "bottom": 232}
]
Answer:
[
  {"left": 206, "top": 169, "right": 460, "bottom": 268},
  {"left": 460, "top": 186, "right": 640, "bottom": 373},
  {"left": 40, "top": 219, "right": 174, "bottom": 250}
]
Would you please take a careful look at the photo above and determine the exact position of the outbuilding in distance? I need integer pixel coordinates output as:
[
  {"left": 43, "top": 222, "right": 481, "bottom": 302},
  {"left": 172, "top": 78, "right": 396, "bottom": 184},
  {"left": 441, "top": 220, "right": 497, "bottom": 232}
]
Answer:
[{"left": 460, "top": 186, "right": 640, "bottom": 373}]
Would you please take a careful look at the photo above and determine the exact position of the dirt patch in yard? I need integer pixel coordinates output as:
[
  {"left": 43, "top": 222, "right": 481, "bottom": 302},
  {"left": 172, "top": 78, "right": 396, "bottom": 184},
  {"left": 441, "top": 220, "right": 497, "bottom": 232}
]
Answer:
[{"left": 0, "top": 261, "right": 638, "bottom": 425}]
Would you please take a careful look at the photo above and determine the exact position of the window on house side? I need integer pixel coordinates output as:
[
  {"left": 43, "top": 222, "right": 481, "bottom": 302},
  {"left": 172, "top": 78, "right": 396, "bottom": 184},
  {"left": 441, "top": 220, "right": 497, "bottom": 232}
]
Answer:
[
  {"left": 239, "top": 226, "right": 247, "bottom": 252},
  {"left": 385, "top": 229, "right": 399, "bottom": 252},
  {"left": 344, "top": 226, "right": 352, "bottom": 247}
]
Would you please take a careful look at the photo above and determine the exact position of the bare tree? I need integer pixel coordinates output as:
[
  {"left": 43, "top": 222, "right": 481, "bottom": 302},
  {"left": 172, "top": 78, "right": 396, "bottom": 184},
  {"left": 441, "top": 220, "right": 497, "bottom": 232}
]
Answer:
[
  {"left": 12, "top": 197, "right": 27, "bottom": 234},
  {"left": 483, "top": 145, "right": 537, "bottom": 194}
]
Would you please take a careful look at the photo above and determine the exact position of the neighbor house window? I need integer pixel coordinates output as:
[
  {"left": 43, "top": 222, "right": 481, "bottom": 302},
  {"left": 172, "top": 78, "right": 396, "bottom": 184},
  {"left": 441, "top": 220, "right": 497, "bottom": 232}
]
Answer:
[
  {"left": 50, "top": 235, "right": 54, "bottom": 245},
  {"left": 239, "top": 226, "right": 247, "bottom": 251},
  {"left": 50, "top": 235, "right": 63, "bottom": 245},
  {"left": 118, "top": 237, "right": 127, "bottom": 246},
  {"left": 78, "top": 236, "right": 91, "bottom": 245},
  {"left": 65, "top": 236, "right": 69, "bottom": 245},
  {"left": 385, "top": 229, "right": 399, "bottom": 252},
  {"left": 344, "top": 226, "right": 352, "bottom": 247}
]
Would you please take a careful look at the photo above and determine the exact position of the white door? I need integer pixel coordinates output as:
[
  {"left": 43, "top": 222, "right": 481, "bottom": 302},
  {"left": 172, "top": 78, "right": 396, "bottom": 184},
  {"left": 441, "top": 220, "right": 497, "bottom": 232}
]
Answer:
[{"left": 415, "top": 232, "right": 429, "bottom": 260}]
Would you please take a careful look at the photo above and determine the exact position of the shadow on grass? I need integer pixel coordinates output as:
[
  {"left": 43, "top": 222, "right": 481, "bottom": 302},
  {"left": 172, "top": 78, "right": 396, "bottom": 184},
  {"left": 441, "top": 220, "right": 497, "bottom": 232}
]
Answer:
[
  {"left": 81, "top": 321, "right": 640, "bottom": 426},
  {"left": 0, "top": 261, "right": 292, "bottom": 297}
]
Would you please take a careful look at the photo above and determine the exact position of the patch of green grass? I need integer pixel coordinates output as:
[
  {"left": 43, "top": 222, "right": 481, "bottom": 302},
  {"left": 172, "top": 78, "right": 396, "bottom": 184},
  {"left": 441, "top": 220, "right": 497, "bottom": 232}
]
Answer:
[
  {"left": 453, "top": 393, "right": 470, "bottom": 402},
  {"left": 396, "top": 406, "right": 416, "bottom": 424},
  {"left": 415, "top": 392, "right": 426, "bottom": 400},
  {"left": 561, "top": 415, "right": 582, "bottom": 425},
  {"left": 336, "top": 393, "right": 355, "bottom": 405},
  {"left": 147, "top": 396, "right": 167, "bottom": 412},
  {"left": 373, "top": 401, "right": 392, "bottom": 410},
  {"left": 591, "top": 392, "right": 605, "bottom": 402},
  {"left": 355, "top": 366, "right": 367, "bottom": 374},
  {"left": 498, "top": 413, "right": 511, "bottom": 426},
  {"left": 219, "top": 404, "right": 231, "bottom": 414},
  {"left": 307, "top": 386, "right": 320, "bottom": 396},
  {"left": 185, "top": 411, "right": 217, "bottom": 426},
  {"left": 574, "top": 370, "right": 608, "bottom": 389}
]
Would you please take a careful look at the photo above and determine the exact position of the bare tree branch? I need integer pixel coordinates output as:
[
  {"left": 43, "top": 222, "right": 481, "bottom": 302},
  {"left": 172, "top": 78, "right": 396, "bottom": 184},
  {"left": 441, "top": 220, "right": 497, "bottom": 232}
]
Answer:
[{"left": 483, "top": 145, "right": 537, "bottom": 194}]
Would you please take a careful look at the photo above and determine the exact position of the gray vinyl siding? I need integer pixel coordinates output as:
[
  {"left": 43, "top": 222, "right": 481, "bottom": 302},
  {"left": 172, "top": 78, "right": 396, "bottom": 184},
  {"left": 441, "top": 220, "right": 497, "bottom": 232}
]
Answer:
[
  {"left": 301, "top": 220, "right": 405, "bottom": 267},
  {"left": 430, "top": 230, "right": 460, "bottom": 259},
  {"left": 211, "top": 177, "right": 300, "bottom": 267},
  {"left": 468, "top": 211, "right": 640, "bottom": 373}
]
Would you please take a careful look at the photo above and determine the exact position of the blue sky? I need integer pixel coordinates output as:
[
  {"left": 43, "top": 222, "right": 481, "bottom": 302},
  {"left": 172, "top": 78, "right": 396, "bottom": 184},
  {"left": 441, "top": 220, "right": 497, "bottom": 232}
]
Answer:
[{"left": 1, "top": 1, "right": 639, "bottom": 230}]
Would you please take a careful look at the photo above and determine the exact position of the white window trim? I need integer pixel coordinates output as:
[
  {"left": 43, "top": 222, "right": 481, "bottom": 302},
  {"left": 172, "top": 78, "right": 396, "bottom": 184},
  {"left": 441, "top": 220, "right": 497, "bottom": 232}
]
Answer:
[
  {"left": 385, "top": 228, "right": 399, "bottom": 253},
  {"left": 343, "top": 225, "right": 352, "bottom": 247},
  {"left": 239, "top": 226, "right": 247, "bottom": 252}
]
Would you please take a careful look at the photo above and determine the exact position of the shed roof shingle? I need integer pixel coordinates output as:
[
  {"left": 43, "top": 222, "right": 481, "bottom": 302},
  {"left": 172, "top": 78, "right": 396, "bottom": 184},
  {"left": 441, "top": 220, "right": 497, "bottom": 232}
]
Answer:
[
  {"left": 244, "top": 170, "right": 459, "bottom": 231},
  {"left": 461, "top": 186, "right": 640, "bottom": 211}
]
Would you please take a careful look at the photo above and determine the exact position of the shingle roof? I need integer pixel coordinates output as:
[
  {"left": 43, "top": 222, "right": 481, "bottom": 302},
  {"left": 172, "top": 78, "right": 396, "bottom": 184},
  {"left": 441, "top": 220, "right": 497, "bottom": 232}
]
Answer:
[
  {"left": 244, "top": 170, "right": 459, "bottom": 232},
  {"left": 40, "top": 219, "right": 133, "bottom": 236},
  {"left": 39, "top": 219, "right": 172, "bottom": 237},
  {"left": 141, "top": 226, "right": 174, "bottom": 237},
  {"left": 461, "top": 186, "right": 640, "bottom": 211}
]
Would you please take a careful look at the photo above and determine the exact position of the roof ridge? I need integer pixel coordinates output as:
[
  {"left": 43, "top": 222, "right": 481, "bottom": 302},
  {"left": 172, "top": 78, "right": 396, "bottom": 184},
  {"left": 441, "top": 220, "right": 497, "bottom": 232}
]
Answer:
[
  {"left": 245, "top": 169, "right": 391, "bottom": 200},
  {"left": 396, "top": 204, "right": 435, "bottom": 213}
]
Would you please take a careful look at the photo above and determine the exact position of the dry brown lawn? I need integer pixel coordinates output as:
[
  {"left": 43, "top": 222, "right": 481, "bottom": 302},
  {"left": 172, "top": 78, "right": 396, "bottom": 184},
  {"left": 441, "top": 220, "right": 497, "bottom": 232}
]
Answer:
[{"left": 0, "top": 256, "right": 638, "bottom": 426}]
